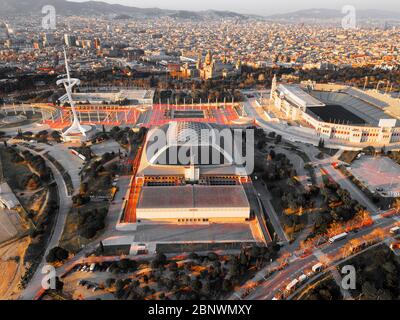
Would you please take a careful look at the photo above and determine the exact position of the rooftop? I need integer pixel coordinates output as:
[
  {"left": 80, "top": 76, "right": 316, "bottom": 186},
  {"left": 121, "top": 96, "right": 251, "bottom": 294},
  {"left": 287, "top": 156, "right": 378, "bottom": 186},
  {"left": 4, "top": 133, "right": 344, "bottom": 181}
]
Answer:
[
  {"left": 137, "top": 185, "right": 250, "bottom": 210},
  {"left": 277, "top": 84, "right": 325, "bottom": 109}
]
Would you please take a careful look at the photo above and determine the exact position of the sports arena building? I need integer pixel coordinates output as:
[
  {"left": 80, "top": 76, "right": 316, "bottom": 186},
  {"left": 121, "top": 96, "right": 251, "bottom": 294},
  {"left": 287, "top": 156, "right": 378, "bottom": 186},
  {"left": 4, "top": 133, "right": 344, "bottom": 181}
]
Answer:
[
  {"left": 125, "top": 121, "right": 251, "bottom": 224},
  {"left": 271, "top": 79, "right": 400, "bottom": 145},
  {"left": 58, "top": 89, "right": 154, "bottom": 106}
]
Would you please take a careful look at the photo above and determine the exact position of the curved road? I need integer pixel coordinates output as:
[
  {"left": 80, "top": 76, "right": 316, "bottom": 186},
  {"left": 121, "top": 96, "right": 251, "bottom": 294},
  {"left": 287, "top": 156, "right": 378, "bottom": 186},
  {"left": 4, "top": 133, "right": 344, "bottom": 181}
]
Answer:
[
  {"left": 242, "top": 213, "right": 398, "bottom": 300},
  {"left": 19, "top": 146, "right": 72, "bottom": 300}
]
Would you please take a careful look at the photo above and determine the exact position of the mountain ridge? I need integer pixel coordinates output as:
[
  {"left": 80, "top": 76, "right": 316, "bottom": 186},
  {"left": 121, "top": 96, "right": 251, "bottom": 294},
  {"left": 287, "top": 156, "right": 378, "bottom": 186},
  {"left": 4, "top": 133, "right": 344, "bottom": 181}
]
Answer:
[
  {"left": 265, "top": 8, "right": 400, "bottom": 20},
  {"left": 0, "top": 0, "right": 252, "bottom": 18},
  {"left": 0, "top": 0, "right": 399, "bottom": 21}
]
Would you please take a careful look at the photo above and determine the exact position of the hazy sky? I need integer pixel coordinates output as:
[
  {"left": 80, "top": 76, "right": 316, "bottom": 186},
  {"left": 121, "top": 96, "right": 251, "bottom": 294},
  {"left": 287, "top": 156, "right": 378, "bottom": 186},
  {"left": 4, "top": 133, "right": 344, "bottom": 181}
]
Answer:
[{"left": 71, "top": 0, "right": 399, "bottom": 15}]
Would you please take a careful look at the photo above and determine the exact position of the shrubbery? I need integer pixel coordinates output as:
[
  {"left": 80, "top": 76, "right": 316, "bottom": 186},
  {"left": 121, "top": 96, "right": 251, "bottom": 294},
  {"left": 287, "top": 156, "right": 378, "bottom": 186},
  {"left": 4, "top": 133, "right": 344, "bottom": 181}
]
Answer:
[
  {"left": 46, "top": 246, "right": 69, "bottom": 263},
  {"left": 78, "top": 208, "right": 107, "bottom": 239}
]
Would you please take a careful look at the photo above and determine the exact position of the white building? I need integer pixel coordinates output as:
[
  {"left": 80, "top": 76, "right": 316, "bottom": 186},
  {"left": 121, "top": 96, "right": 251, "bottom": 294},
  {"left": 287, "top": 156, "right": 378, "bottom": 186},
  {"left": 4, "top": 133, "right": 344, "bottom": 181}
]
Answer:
[
  {"left": 59, "top": 89, "right": 154, "bottom": 106},
  {"left": 130, "top": 121, "right": 251, "bottom": 224},
  {"left": 271, "top": 81, "right": 400, "bottom": 145}
]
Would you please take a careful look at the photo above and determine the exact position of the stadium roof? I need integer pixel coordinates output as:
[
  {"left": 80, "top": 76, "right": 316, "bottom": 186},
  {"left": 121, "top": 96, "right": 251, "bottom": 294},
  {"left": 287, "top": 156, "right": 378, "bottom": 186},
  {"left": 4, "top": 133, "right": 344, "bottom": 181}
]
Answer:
[
  {"left": 137, "top": 185, "right": 250, "bottom": 210},
  {"left": 277, "top": 84, "right": 325, "bottom": 109},
  {"left": 343, "top": 88, "right": 389, "bottom": 109},
  {"left": 143, "top": 121, "right": 238, "bottom": 168}
]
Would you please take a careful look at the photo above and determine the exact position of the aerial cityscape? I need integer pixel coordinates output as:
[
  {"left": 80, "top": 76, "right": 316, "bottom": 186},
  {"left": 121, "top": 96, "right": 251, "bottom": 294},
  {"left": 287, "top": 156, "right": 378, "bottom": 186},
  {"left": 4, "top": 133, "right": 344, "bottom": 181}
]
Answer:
[{"left": 1, "top": 0, "right": 400, "bottom": 309}]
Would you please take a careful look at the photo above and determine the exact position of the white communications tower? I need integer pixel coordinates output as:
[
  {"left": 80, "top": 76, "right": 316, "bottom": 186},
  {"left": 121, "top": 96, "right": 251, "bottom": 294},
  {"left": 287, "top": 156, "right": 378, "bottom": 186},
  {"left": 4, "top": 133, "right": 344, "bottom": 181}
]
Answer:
[{"left": 57, "top": 48, "right": 89, "bottom": 138}]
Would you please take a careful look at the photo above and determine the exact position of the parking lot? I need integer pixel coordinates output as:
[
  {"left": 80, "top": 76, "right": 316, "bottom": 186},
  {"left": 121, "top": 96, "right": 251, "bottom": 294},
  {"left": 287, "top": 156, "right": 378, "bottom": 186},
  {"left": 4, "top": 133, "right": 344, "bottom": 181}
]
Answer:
[
  {"left": 349, "top": 156, "right": 400, "bottom": 197},
  {"left": 91, "top": 140, "right": 122, "bottom": 157},
  {"left": 63, "top": 263, "right": 116, "bottom": 300}
]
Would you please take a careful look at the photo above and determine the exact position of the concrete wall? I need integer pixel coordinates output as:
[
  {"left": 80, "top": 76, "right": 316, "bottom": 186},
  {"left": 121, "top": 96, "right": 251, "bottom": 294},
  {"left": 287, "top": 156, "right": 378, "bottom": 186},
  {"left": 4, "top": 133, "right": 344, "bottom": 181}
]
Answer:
[{"left": 136, "top": 207, "right": 250, "bottom": 223}]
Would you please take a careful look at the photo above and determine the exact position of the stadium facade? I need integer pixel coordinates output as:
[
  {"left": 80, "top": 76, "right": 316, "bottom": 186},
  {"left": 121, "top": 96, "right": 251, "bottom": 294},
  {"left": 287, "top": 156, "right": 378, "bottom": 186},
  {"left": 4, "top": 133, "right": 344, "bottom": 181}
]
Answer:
[
  {"left": 132, "top": 121, "right": 251, "bottom": 224},
  {"left": 271, "top": 79, "right": 400, "bottom": 145}
]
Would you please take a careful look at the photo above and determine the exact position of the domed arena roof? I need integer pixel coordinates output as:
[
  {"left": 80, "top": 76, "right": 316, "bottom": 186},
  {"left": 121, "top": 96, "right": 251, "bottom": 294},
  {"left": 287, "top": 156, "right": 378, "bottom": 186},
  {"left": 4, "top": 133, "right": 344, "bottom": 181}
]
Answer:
[{"left": 145, "top": 121, "right": 234, "bottom": 167}]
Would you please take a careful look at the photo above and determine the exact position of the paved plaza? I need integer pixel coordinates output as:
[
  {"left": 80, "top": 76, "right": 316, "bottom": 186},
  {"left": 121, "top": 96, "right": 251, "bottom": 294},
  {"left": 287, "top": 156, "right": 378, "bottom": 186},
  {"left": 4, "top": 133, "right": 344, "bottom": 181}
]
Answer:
[{"left": 349, "top": 156, "right": 400, "bottom": 197}]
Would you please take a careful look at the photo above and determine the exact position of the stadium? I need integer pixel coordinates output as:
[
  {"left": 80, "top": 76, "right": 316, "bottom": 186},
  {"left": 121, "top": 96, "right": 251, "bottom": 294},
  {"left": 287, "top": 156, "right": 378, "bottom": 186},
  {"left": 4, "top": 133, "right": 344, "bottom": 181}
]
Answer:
[
  {"left": 121, "top": 121, "right": 251, "bottom": 225},
  {"left": 271, "top": 80, "right": 400, "bottom": 145}
]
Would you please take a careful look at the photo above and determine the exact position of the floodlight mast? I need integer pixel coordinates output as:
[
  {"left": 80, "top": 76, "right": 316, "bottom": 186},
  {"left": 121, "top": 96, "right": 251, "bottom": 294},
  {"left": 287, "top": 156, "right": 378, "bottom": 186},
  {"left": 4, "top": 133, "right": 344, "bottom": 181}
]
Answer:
[{"left": 57, "top": 47, "right": 86, "bottom": 137}]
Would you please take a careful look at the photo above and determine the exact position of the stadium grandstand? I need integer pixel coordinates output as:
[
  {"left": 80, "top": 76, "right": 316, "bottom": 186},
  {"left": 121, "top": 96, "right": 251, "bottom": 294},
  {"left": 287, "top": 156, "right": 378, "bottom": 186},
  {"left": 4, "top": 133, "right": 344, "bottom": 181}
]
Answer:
[{"left": 271, "top": 79, "right": 400, "bottom": 145}]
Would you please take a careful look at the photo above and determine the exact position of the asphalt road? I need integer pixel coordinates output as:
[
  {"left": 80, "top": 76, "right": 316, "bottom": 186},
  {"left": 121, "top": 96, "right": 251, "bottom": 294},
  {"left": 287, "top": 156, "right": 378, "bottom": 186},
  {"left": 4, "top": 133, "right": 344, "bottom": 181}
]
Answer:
[
  {"left": 245, "top": 214, "right": 397, "bottom": 300},
  {"left": 19, "top": 146, "right": 72, "bottom": 300},
  {"left": 321, "top": 163, "right": 380, "bottom": 215},
  {"left": 253, "top": 179, "right": 289, "bottom": 243}
]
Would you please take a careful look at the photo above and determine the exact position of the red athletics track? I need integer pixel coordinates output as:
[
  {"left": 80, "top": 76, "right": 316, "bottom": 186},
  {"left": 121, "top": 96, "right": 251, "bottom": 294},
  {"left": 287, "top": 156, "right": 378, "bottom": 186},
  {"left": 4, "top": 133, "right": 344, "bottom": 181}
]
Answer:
[
  {"left": 143, "top": 104, "right": 242, "bottom": 128},
  {"left": 43, "top": 105, "right": 142, "bottom": 129}
]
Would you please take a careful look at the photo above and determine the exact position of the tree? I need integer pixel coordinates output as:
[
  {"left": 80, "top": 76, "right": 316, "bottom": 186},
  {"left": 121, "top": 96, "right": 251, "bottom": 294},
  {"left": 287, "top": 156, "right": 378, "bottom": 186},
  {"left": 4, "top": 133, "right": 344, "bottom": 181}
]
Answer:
[
  {"left": 222, "top": 279, "right": 232, "bottom": 292},
  {"left": 188, "top": 252, "right": 199, "bottom": 260},
  {"left": 80, "top": 182, "right": 89, "bottom": 195},
  {"left": 151, "top": 253, "right": 167, "bottom": 268},
  {"left": 192, "top": 279, "right": 202, "bottom": 291},
  {"left": 239, "top": 252, "right": 248, "bottom": 266},
  {"left": 202, "top": 280, "right": 211, "bottom": 297},
  {"left": 268, "top": 131, "right": 276, "bottom": 138},
  {"left": 207, "top": 252, "right": 218, "bottom": 261},
  {"left": 249, "top": 246, "right": 260, "bottom": 259},
  {"left": 182, "top": 275, "right": 191, "bottom": 286},
  {"left": 105, "top": 278, "right": 116, "bottom": 289},
  {"left": 228, "top": 261, "right": 240, "bottom": 277},
  {"left": 55, "top": 277, "right": 64, "bottom": 293},
  {"left": 46, "top": 247, "right": 69, "bottom": 263},
  {"left": 51, "top": 131, "right": 62, "bottom": 142},
  {"left": 159, "top": 292, "right": 166, "bottom": 300},
  {"left": 72, "top": 194, "right": 90, "bottom": 206}
]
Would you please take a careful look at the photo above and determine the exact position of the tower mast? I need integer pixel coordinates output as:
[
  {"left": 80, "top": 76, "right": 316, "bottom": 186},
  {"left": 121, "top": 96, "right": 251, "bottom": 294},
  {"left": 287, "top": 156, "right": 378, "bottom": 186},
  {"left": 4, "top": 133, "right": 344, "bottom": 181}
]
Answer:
[{"left": 57, "top": 47, "right": 87, "bottom": 137}]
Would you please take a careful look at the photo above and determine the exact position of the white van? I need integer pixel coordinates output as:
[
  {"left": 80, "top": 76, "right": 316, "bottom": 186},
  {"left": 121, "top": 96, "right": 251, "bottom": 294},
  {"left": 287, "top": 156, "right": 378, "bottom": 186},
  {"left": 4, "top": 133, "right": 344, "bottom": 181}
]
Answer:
[
  {"left": 312, "top": 263, "right": 324, "bottom": 273},
  {"left": 89, "top": 263, "right": 96, "bottom": 272}
]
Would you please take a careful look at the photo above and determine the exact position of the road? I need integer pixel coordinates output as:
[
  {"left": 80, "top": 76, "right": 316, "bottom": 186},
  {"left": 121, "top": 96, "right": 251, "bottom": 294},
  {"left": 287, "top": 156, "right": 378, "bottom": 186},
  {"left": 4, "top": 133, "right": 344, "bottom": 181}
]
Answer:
[
  {"left": 321, "top": 163, "right": 380, "bottom": 215},
  {"left": 15, "top": 96, "right": 399, "bottom": 299},
  {"left": 292, "top": 141, "right": 380, "bottom": 215},
  {"left": 19, "top": 147, "right": 72, "bottom": 300},
  {"left": 244, "top": 213, "right": 398, "bottom": 300},
  {"left": 242, "top": 183, "right": 272, "bottom": 243},
  {"left": 227, "top": 105, "right": 396, "bottom": 300},
  {"left": 272, "top": 145, "right": 311, "bottom": 189},
  {"left": 253, "top": 180, "right": 289, "bottom": 243}
]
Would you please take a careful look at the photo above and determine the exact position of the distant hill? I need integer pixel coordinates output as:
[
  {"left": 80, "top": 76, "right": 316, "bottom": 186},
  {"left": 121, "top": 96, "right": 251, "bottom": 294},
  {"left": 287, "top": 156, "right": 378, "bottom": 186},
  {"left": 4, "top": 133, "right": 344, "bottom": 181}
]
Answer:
[
  {"left": 0, "top": 0, "right": 169, "bottom": 17},
  {"left": 265, "top": 8, "right": 400, "bottom": 21},
  {"left": 0, "top": 0, "right": 252, "bottom": 19},
  {"left": 0, "top": 1, "right": 398, "bottom": 21}
]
